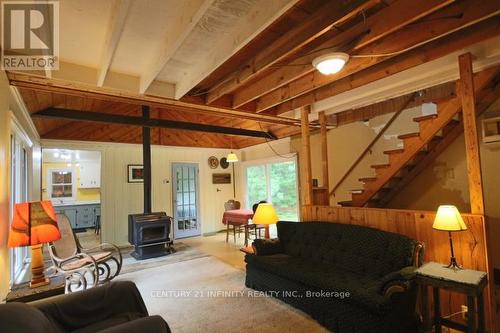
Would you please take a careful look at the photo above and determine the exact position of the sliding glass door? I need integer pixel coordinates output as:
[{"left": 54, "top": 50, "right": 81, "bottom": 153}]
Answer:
[{"left": 245, "top": 159, "right": 299, "bottom": 221}]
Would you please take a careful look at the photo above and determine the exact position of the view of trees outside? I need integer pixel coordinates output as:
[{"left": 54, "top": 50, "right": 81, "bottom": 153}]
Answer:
[
  {"left": 270, "top": 161, "right": 298, "bottom": 220},
  {"left": 246, "top": 161, "right": 298, "bottom": 221},
  {"left": 246, "top": 165, "right": 267, "bottom": 207}
]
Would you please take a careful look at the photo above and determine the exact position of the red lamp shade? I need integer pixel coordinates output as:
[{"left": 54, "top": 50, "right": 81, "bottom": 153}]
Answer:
[{"left": 8, "top": 201, "right": 60, "bottom": 247}]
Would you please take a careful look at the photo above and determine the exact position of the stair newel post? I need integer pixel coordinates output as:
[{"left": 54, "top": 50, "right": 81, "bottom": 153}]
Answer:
[
  {"left": 458, "top": 52, "right": 493, "bottom": 331},
  {"left": 300, "top": 105, "right": 313, "bottom": 207}
]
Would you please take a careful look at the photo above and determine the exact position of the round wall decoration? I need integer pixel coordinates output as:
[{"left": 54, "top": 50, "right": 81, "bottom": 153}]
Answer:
[
  {"left": 208, "top": 156, "right": 219, "bottom": 169},
  {"left": 220, "top": 157, "right": 229, "bottom": 169}
]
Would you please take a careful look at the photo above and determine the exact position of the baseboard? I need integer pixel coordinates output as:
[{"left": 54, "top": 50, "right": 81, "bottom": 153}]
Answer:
[{"left": 202, "top": 232, "right": 218, "bottom": 237}]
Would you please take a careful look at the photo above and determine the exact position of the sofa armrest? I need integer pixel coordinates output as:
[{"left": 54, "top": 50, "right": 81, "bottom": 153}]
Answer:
[
  {"left": 30, "top": 281, "right": 149, "bottom": 331},
  {"left": 96, "top": 316, "right": 171, "bottom": 333},
  {"left": 379, "top": 266, "right": 417, "bottom": 298},
  {"left": 252, "top": 238, "right": 283, "bottom": 256}
]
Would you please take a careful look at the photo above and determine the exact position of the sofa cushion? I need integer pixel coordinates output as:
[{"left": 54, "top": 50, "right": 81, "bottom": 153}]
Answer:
[
  {"left": 277, "top": 221, "right": 416, "bottom": 278},
  {"left": 246, "top": 254, "right": 391, "bottom": 313}
]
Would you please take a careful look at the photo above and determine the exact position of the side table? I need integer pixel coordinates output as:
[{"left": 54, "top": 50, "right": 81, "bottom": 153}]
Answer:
[
  {"left": 416, "top": 262, "right": 488, "bottom": 333},
  {"left": 6, "top": 274, "right": 65, "bottom": 303}
]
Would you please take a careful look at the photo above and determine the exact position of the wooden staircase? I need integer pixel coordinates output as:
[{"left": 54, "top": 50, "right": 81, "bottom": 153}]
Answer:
[{"left": 338, "top": 66, "right": 499, "bottom": 208}]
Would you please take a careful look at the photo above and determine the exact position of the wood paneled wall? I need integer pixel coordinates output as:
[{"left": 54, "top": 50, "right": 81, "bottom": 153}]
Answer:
[{"left": 301, "top": 205, "right": 491, "bottom": 329}]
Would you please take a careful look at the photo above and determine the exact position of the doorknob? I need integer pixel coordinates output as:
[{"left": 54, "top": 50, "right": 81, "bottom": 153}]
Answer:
[{"left": 216, "top": 188, "right": 221, "bottom": 192}]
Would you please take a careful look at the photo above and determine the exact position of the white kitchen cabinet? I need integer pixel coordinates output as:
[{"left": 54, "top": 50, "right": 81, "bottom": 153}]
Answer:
[{"left": 79, "top": 162, "right": 101, "bottom": 188}]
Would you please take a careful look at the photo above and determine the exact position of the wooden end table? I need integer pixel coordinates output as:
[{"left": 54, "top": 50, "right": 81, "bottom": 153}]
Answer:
[
  {"left": 6, "top": 274, "right": 65, "bottom": 303},
  {"left": 416, "top": 262, "right": 488, "bottom": 333}
]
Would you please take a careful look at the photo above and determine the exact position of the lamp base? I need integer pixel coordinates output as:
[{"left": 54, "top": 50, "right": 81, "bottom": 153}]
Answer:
[
  {"left": 30, "top": 244, "right": 49, "bottom": 288},
  {"left": 444, "top": 256, "right": 463, "bottom": 270}
]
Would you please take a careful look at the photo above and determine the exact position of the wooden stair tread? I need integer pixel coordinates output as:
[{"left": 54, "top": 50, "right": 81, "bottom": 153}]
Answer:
[
  {"left": 359, "top": 177, "right": 377, "bottom": 183},
  {"left": 398, "top": 132, "right": 420, "bottom": 140},
  {"left": 338, "top": 201, "right": 352, "bottom": 207},
  {"left": 371, "top": 163, "right": 390, "bottom": 169},
  {"left": 413, "top": 114, "right": 438, "bottom": 122},
  {"left": 384, "top": 148, "right": 405, "bottom": 155}
]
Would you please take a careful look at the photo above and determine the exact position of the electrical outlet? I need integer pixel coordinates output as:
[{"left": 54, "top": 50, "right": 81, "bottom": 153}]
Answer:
[{"left": 461, "top": 305, "right": 468, "bottom": 320}]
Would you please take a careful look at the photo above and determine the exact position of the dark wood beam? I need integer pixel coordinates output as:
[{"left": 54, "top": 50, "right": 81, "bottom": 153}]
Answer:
[{"left": 32, "top": 107, "right": 278, "bottom": 139}]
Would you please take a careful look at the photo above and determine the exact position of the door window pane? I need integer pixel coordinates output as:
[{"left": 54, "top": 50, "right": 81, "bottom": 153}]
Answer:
[
  {"left": 246, "top": 165, "right": 267, "bottom": 206},
  {"left": 270, "top": 161, "right": 298, "bottom": 220}
]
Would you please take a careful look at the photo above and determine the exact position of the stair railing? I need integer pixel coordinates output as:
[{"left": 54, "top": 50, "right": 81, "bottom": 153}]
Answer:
[{"left": 329, "top": 93, "right": 416, "bottom": 197}]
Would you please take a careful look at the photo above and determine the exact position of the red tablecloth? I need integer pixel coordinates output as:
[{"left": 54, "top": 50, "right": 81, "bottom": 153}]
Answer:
[{"left": 222, "top": 209, "right": 254, "bottom": 225}]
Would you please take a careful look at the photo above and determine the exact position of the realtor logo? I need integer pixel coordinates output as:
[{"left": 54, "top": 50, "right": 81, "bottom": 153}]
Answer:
[{"left": 1, "top": 0, "right": 59, "bottom": 70}]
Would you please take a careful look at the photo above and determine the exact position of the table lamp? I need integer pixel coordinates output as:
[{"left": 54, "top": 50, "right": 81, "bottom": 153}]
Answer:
[
  {"left": 252, "top": 203, "right": 279, "bottom": 239},
  {"left": 432, "top": 205, "right": 467, "bottom": 270},
  {"left": 8, "top": 201, "right": 61, "bottom": 288}
]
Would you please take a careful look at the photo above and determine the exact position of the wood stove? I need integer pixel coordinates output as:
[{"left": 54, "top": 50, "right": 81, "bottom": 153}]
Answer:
[
  {"left": 128, "top": 212, "right": 172, "bottom": 260},
  {"left": 128, "top": 105, "right": 173, "bottom": 260}
]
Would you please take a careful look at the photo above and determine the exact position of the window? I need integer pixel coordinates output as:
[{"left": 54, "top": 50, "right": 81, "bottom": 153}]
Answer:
[
  {"left": 47, "top": 168, "right": 75, "bottom": 201},
  {"left": 10, "top": 132, "right": 29, "bottom": 284},
  {"left": 245, "top": 159, "right": 299, "bottom": 221}
]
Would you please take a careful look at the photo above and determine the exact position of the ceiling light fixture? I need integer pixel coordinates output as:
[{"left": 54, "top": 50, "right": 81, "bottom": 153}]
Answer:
[{"left": 312, "top": 52, "right": 349, "bottom": 75}]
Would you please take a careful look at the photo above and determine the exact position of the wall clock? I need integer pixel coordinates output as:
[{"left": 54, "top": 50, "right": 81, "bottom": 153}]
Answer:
[
  {"left": 208, "top": 156, "right": 219, "bottom": 169},
  {"left": 220, "top": 157, "right": 229, "bottom": 169}
]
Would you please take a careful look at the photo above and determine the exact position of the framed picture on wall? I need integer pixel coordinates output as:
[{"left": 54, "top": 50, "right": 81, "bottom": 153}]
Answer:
[{"left": 127, "top": 164, "right": 144, "bottom": 183}]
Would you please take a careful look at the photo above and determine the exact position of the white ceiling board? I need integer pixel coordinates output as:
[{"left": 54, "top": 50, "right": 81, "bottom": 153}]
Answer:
[
  {"left": 109, "top": 0, "right": 186, "bottom": 77},
  {"left": 59, "top": 0, "right": 114, "bottom": 68}
]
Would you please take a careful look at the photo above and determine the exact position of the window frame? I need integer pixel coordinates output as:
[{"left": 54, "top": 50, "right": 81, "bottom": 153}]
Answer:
[
  {"left": 242, "top": 156, "right": 299, "bottom": 220},
  {"left": 9, "top": 118, "right": 32, "bottom": 285},
  {"left": 47, "top": 167, "right": 76, "bottom": 203}
]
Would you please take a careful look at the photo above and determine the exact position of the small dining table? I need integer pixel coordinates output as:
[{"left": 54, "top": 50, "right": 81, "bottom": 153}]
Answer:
[{"left": 222, "top": 209, "right": 255, "bottom": 245}]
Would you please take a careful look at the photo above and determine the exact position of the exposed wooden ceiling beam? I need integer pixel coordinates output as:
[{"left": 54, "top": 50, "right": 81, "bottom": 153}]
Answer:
[
  {"left": 33, "top": 107, "right": 278, "bottom": 139},
  {"left": 205, "top": 0, "right": 378, "bottom": 104},
  {"left": 97, "top": 0, "right": 132, "bottom": 87},
  {"left": 173, "top": 0, "right": 300, "bottom": 99},
  {"left": 271, "top": 16, "right": 500, "bottom": 115},
  {"left": 255, "top": 0, "right": 500, "bottom": 113},
  {"left": 139, "top": 0, "right": 216, "bottom": 93},
  {"left": 232, "top": 0, "right": 456, "bottom": 109},
  {"left": 7, "top": 72, "right": 301, "bottom": 126}
]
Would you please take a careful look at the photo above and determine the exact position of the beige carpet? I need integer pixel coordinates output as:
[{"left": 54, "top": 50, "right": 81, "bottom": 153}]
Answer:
[{"left": 116, "top": 256, "right": 328, "bottom": 333}]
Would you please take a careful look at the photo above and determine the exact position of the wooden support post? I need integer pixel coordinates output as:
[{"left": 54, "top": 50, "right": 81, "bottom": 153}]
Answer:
[
  {"left": 142, "top": 105, "right": 152, "bottom": 214},
  {"left": 458, "top": 52, "right": 493, "bottom": 331},
  {"left": 458, "top": 53, "right": 485, "bottom": 215},
  {"left": 300, "top": 106, "right": 313, "bottom": 206},
  {"left": 319, "top": 111, "right": 329, "bottom": 191}
]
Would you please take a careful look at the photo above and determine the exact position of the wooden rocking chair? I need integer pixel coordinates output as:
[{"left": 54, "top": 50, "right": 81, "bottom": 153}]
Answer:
[{"left": 48, "top": 214, "right": 122, "bottom": 292}]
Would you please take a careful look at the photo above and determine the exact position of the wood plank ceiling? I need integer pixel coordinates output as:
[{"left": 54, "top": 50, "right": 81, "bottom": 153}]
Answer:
[{"left": 10, "top": 0, "right": 500, "bottom": 148}]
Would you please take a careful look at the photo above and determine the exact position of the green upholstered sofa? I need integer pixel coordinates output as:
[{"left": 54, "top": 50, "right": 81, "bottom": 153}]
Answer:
[{"left": 245, "top": 221, "right": 424, "bottom": 333}]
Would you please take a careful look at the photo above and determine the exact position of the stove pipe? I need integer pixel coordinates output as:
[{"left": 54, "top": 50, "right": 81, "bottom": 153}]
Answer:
[{"left": 142, "top": 105, "right": 152, "bottom": 214}]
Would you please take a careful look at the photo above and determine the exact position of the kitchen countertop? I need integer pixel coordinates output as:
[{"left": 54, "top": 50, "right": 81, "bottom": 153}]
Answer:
[{"left": 52, "top": 200, "right": 101, "bottom": 207}]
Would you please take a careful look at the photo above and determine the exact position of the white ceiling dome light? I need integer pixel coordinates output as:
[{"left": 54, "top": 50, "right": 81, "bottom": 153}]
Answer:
[{"left": 312, "top": 52, "right": 350, "bottom": 75}]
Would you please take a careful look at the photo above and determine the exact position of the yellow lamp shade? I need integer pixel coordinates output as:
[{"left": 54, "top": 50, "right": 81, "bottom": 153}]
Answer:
[
  {"left": 226, "top": 152, "right": 238, "bottom": 163},
  {"left": 433, "top": 205, "right": 467, "bottom": 232},
  {"left": 253, "top": 203, "right": 278, "bottom": 225}
]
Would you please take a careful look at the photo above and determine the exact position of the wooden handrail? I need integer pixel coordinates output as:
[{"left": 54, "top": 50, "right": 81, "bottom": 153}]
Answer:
[{"left": 329, "top": 93, "right": 416, "bottom": 197}]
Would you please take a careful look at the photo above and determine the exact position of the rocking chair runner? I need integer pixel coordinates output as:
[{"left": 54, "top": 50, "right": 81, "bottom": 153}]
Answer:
[{"left": 48, "top": 214, "right": 122, "bottom": 292}]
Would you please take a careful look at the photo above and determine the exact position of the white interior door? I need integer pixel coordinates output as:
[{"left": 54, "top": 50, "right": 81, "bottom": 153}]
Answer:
[{"left": 172, "top": 163, "right": 200, "bottom": 239}]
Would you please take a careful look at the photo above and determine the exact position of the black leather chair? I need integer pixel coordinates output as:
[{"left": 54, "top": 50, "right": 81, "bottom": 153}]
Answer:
[{"left": 0, "top": 281, "right": 170, "bottom": 333}]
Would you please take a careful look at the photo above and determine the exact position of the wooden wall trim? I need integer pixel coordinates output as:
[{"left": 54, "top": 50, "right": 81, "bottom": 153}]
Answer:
[{"left": 301, "top": 205, "right": 491, "bottom": 331}]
